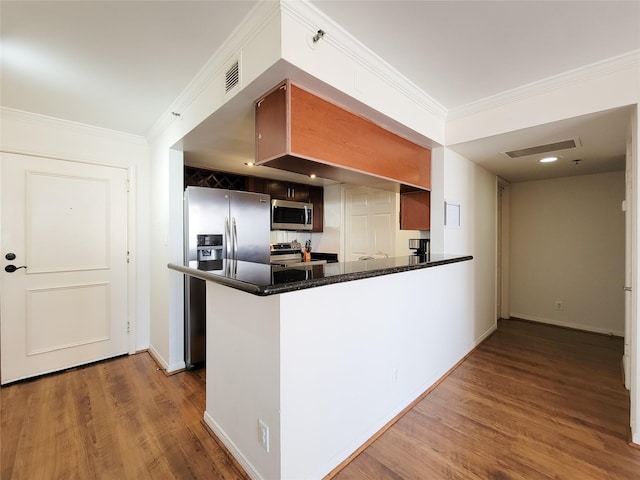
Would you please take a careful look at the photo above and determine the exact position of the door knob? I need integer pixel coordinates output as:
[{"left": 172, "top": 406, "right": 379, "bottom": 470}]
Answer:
[{"left": 5, "top": 265, "right": 26, "bottom": 273}]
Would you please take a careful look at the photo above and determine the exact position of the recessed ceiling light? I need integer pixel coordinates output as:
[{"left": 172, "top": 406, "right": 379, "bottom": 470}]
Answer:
[
  {"left": 539, "top": 156, "right": 559, "bottom": 163},
  {"left": 244, "top": 161, "right": 255, "bottom": 167},
  {"left": 309, "top": 174, "right": 316, "bottom": 179}
]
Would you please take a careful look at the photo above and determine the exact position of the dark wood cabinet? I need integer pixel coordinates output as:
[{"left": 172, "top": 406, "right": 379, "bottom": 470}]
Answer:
[
  {"left": 400, "top": 190, "right": 430, "bottom": 231},
  {"left": 246, "top": 176, "right": 269, "bottom": 195},
  {"left": 266, "top": 179, "right": 323, "bottom": 232},
  {"left": 267, "top": 180, "right": 309, "bottom": 202},
  {"left": 308, "top": 186, "right": 324, "bottom": 232},
  {"left": 187, "top": 167, "right": 324, "bottom": 232}
]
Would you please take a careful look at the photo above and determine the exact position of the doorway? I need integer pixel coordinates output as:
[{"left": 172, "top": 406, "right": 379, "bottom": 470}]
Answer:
[{"left": 0, "top": 152, "right": 130, "bottom": 384}]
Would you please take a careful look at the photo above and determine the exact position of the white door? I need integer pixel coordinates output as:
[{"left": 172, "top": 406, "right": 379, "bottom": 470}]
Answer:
[
  {"left": 344, "top": 186, "right": 395, "bottom": 261},
  {"left": 0, "top": 152, "right": 129, "bottom": 384}
]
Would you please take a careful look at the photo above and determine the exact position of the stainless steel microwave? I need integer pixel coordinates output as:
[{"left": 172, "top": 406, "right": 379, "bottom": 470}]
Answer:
[{"left": 271, "top": 199, "right": 313, "bottom": 231}]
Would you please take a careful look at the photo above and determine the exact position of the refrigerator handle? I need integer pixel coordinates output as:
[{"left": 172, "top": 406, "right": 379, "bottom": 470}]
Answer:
[
  {"left": 232, "top": 217, "right": 238, "bottom": 260},
  {"left": 225, "top": 217, "right": 231, "bottom": 259}
]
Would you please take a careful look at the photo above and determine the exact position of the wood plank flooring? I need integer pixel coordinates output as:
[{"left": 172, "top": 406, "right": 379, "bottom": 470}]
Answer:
[
  {"left": 1, "top": 352, "right": 249, "bottom": 480},
  {"left": 2, "top": 318, "right": 639, "bottom": 479},
  {"left": 335, "top": 319, "right": 640, "bottom": 480}
]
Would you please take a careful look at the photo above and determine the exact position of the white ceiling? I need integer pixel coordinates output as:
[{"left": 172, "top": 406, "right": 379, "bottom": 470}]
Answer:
[{"left": 1, "top": 1, "right": 639, "bottom": 183}]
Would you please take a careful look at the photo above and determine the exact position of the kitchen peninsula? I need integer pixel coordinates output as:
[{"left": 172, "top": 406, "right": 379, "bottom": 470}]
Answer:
[{"left": 168, "top": 254, "right": 479, "bottom": 480}]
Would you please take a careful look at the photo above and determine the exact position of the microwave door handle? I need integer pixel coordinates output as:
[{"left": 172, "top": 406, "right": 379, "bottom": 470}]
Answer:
[
  {"left": 232, "top": 217, "right": 238, "bottom": 260},
  {"left": 306, "top": 207, "right": 310, "bottom": 226}
]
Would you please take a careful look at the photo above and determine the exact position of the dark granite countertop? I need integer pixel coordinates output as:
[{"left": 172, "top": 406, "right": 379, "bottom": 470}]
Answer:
[{"left": 168, "top": 254, "right": 472, "bottom": 296}]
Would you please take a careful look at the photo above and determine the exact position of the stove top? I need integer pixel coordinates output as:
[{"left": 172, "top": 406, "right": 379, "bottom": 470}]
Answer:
[{"left": 270, "top": 242, "right": 302, "bottom": 264}]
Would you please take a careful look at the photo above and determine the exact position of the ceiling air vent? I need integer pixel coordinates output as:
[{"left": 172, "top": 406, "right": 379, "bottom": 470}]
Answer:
[
  {"left": 505, "top": 139, "right": 577, "bottom": 158},
  {"left": 225, "top": 60, "right": 240, "bottom": 93}
]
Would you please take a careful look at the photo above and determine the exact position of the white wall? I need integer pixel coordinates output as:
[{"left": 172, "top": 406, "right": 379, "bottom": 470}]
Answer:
[
  {"left": 0, "top": 107, "right": 151, "bottom": 351},
  {"left": 431, "top": 147, "right": 498, "bottom": 336},
  {"left": 278, "top": 260, "right": 491, "bottom": 479},
  {"left": 146, "top": 1, "right": 284, "bottom": 370},
  {"left": 630, "top": 107, "right": 639, "bottom": 444},
  {"left": 311, "top": 183, "right": 342, "bottom": 254},
  {"left": 509, "top": 172, "right": 625, "bottom": 335},
  {"left": 203, "top": 259, "right": 494, "bottom": 480},
  {"left": 204, "top": 282, "right": 282, "bottom": 480}
]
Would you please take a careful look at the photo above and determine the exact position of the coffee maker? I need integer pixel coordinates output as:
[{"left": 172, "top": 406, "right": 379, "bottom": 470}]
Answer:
[{"left": 408, "top": 238, "right": 430, "bottom": 264}]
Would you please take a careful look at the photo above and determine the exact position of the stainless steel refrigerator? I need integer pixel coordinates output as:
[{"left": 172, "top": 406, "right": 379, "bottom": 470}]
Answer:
[{"left": 183, "top": 186, "right": 270, "bottom": 369}]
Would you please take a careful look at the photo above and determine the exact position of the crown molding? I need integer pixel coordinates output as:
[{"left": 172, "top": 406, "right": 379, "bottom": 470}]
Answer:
[
  {"left": 147, "top": 1, "right": 281, "bottom": 140},
  {"left": 1, "top": 107, "right": 147, "bottom": 145},
  {"left": 447, "top": 50, "right": 640, "bottom": 121},
  {"left": 282, "top": 0, "right": 447, "bottom": 121}
]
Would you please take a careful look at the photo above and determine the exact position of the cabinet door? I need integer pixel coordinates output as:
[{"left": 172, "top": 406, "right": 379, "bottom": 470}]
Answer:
[
  {"left": 267, "top": 180, "right": 309, "bottom": 202},
  {"left": 267, "top": 180, "right": 289, "bottom": 200},
  {"left": 309, "top": 186, "right": 324, "bottom": 232},
  {"left": 290, "top": 183, "right": 309, "bottom": 202},
  {"left": 256, "top": 83, "right": 287, "bottom": 162},
  {"left": 246, "top": 176, "right": 269, "bottom": 195},
  {"left": 400, "top": 191, "right": 430, "bottom": 230}
]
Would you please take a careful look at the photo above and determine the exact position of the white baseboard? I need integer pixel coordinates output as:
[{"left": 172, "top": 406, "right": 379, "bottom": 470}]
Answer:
[
  {"left": 509, "top": 313, "right": 624, "bottom": 337},
  {"left": 146, "top": 345, "right": 186, "bottom": 373},
  {"left": 475, "top": 322, "right": 498, "bottom": 345},
  {"left": 203, "top": 411, "right": 262, "bottom": 480}
]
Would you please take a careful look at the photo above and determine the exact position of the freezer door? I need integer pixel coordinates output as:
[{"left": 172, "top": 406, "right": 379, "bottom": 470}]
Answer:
[
  {"left": 184, "top": 186, "right": 229, "bottom": 262},
  {"left": 184, "top": 186, "right": 230, "bottom": 370},
  {"left": 230, "top": 190, "right": 270, "bottom": 264}
]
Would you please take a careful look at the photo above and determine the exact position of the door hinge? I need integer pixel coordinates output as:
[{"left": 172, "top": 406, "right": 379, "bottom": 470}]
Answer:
[
  {"left": 127, "top": 251, "right": 131, "bottom": 264},
  {"left": 126, "top": 179, "right": 131, "bottom": 192},
  {"left": 127, "top": 321, "right": 130, "bottom": 334}
]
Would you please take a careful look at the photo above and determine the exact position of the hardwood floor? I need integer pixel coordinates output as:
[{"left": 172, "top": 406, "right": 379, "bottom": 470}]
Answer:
[
  {"left": 335, "top": 319, "right": 640, "bottom": 480},
  {"left": 2, "top": 319, "right": 639, "bottom": 479},
  {"left": 1, "top": 352, "right": 248, "bottom": 480}
]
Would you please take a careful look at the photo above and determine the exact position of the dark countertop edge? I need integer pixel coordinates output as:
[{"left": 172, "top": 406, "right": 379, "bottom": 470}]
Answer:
[
  {"left": 167, "top": 263, "right": 263, "bottom": 294},
  {"left": 168, "top": 255, "right": 473, "bottom": 296}
]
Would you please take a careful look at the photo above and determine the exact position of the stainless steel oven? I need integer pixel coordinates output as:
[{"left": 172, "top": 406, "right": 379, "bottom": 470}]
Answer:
[{"left": 271, "top": 199, "right": 313, "bottom": 231}]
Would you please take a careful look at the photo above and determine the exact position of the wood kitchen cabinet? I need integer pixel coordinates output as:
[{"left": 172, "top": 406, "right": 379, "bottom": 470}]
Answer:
[
  {"left": 255, "top": 79, "right": 431, "bottom": 191},
  {"left": 267, "top": 179, "right": 323, "bottom": 232},
  {"left": 400, "top": 190, "right": 430, "bottom": 231},
  {"left": 196, "top": 168, "right": 325, "bottom": 232},
  {"left": 308, "top": 185, "right": 324, "bottom": 232},
  {"left": 267, "top": 180, "right": 309, "bottom": 202},
  {"left": 245, "top": 176, "right": 269, "bottom": 195}
]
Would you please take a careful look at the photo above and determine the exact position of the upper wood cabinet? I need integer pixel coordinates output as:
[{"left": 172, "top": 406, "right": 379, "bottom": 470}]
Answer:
[
  {"left": 255, "top": 80, "right": 431, "bottom": 191},
  {"left": 308, "top": 186, "right": 324, "bottom": 232},
  {"left": 267, "top": 180, "right": 309, "bottom": 202},
  {"left": 400, "top": 190, "right": 430, "bottom": 231},
  {"left": 246, "top": 175, "right": 324, "bottom": 232}
]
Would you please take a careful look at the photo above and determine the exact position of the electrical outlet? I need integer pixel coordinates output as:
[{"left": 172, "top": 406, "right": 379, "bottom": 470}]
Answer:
[
  {"left": 258, "top": 419, "right": 270, "bottom": 453},
  {"left": 554, "top": 300, "right": 564, "bottom": 311}
]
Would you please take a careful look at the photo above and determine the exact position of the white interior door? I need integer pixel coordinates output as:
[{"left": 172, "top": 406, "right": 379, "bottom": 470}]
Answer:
[
  {"left": 344, "top": 185, "right": 395, "bottom": 261},
  {"left": 0, "top": 152, "right": 129, "bottom": 384}
]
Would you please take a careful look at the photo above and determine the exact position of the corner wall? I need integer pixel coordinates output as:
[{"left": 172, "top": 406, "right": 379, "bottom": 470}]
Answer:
[
  {"left": 431, "top": 147, "right": 498, "bottom": 337},
  {"left": 510, "top": 171, "right": 625, "bottom": 335}
]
